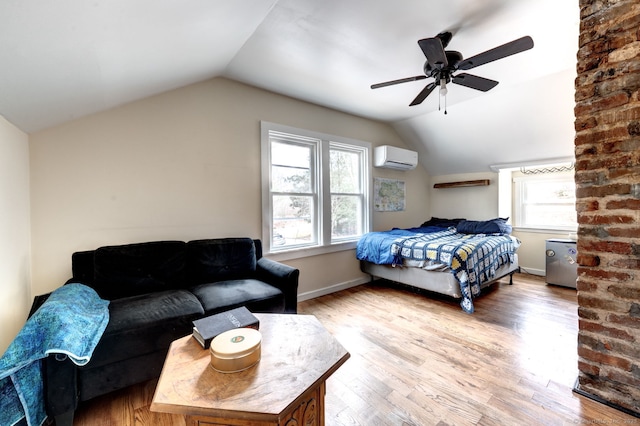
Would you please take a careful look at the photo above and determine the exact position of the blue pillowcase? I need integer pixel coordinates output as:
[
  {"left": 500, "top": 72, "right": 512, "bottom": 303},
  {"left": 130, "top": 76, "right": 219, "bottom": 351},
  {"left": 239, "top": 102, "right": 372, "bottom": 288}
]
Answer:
[{"left": 456, "top": 218, "right": 512, "bottom": 235}]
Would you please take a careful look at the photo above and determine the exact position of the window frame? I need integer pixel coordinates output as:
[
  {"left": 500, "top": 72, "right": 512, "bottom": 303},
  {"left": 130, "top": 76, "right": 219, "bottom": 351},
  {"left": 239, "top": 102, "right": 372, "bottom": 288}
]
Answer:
[{"left": 261, "top": 121, "right": 372, "bottom": 260}]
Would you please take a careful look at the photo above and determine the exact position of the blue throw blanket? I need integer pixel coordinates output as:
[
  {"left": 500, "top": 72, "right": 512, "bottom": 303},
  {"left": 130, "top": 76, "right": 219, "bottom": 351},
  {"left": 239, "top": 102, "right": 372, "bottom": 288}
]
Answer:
[
  {"left": 356, "top": 226, "right": 444, "bottom": 264},
  {"left": 0, "top": 284, "right": 109, "bottom": 426}
]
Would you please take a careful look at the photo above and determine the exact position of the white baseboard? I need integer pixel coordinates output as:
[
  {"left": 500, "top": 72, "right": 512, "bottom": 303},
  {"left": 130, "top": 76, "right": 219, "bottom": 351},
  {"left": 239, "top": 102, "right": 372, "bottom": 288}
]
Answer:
[
  {"left": 297, "top": 276, "right": 370, "bottom": 302},
  {"left": 519, "top": 266, "right": 545, "bottom": 276},
  {"left": 297, "top": 267, "right": 546, "bottom": 303}
]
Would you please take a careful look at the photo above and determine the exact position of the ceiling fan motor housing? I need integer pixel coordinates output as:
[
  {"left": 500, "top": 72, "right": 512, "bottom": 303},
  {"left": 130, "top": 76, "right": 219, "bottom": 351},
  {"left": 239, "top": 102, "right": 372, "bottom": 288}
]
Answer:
[{"left": 424, "top": 51, "right": 462, "bottom": 77}]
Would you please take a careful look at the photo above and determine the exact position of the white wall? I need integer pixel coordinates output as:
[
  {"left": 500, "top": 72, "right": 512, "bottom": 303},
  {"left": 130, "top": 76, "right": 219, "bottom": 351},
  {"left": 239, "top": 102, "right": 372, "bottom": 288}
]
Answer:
[
  {"left": 29, "top": 77, "right": 430, "bottom": 299},
  {"left": 512, "top": 230, "right": 575, "bottom": 276},
  {"left": 0, "top": 115, "right": 31, "bottom": 353},
  {"left": 429, "top": 172, "right": 498, "bottom": 219}
]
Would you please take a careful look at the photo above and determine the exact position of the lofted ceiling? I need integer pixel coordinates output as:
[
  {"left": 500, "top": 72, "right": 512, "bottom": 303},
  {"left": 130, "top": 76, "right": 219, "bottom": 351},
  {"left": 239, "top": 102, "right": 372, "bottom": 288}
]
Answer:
[{"left": 0, "top": 0, "right": 579, "bottom": 175}]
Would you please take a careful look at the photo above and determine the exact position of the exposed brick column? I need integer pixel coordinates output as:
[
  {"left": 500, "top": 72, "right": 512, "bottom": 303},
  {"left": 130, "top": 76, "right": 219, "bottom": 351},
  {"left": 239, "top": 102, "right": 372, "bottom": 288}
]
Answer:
[{"left": 574, "top": 0, "right": 640, "bottom": 413}]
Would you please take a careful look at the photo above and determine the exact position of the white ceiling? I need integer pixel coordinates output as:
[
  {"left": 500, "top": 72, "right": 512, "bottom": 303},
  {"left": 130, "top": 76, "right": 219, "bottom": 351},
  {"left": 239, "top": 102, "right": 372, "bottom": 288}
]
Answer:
[{"left": 0, "top": 0, "right": 580, "bottom": 175}]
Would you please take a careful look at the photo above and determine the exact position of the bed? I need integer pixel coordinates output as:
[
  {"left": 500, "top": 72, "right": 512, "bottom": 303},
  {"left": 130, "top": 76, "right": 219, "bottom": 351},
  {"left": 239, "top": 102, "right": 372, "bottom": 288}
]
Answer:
[{"left": 357, "top": 217, "right": 520, "bottom": 313}]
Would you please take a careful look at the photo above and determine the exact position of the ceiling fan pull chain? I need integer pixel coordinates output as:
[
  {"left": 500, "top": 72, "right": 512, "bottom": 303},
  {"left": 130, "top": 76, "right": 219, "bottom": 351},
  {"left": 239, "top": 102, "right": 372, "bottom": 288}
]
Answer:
[{"left": 444, "top": 94, "right": 447, "bottom": 115}]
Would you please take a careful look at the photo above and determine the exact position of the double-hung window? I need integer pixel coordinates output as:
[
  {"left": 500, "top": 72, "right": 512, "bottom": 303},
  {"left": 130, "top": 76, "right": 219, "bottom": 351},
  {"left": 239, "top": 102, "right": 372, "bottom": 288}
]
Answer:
[
  {"left": 512, "top": 167, "right": 577, "bottom": 232},
  {"left": 261, "top": 122, "right": 371, "bottom": 257}
]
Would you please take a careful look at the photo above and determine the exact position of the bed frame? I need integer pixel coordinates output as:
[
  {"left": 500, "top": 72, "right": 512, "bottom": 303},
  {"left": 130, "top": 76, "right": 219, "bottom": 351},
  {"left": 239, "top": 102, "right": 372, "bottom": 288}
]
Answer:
[{"left": 360, "top": 254, "right": 520, "bottom": 299}]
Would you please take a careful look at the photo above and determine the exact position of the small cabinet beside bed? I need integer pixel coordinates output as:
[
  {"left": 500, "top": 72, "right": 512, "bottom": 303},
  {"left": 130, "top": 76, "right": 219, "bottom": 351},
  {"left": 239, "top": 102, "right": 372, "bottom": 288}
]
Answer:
[{"left": 356, "top": 217, "right": 521, "bottom": 313}]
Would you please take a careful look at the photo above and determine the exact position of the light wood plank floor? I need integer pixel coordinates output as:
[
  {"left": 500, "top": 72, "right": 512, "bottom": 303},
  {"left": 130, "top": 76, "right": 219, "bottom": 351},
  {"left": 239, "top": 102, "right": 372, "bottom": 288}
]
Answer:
[{"left": 73, "top": 273, "right": 638, "bottom": 425}]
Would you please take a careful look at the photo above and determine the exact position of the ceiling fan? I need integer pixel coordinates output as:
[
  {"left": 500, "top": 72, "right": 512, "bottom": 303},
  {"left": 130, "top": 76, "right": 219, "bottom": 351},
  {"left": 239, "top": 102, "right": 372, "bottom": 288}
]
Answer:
[{"left": 371, "top": 32, "right": 534, "bottom": 110}]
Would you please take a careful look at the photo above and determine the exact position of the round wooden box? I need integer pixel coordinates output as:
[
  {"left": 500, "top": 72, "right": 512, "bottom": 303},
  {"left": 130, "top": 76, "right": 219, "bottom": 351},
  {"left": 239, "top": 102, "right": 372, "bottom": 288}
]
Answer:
[{"left": 209, "top": 328, "right": 262, "bottom": 373}]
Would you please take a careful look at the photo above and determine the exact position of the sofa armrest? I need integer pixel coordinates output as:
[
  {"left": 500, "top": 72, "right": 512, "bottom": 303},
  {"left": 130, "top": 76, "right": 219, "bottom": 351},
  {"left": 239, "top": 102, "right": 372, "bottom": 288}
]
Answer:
[
  {"left": 44, "top": 355, "right": 79, "bottom": 425},
  {"left": 28, "top": 292, "right": 52, "bottom": 318},
  {"left": 256, "top": 257, "right": 299, "bottom": 314}
]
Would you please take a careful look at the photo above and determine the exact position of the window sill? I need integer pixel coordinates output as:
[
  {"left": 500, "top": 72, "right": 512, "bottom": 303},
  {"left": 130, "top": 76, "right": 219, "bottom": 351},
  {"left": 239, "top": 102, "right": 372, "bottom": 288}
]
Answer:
[
  {"left": 265, "top": 241, "right": 357, "bottom": 262},
  {"left": 512, "top": 226, "right": 577, "bottom": 236}
]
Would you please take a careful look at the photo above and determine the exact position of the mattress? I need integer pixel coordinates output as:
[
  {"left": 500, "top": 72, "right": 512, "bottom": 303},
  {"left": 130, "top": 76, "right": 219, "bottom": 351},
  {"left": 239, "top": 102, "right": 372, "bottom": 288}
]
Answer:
[{"left": 361, "top": 254, "right": 520, "bottom": 299}]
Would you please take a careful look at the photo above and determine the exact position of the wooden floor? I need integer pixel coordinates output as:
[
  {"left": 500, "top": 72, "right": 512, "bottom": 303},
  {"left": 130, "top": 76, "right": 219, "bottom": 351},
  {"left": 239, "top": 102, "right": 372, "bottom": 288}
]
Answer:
[{"left": 72, "top": 273, "right": 638, "bottom": 425}]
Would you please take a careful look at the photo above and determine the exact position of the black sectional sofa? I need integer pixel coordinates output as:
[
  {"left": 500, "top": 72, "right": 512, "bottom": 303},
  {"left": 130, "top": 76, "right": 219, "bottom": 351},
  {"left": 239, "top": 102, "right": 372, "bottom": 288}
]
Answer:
[{"left": 34, "top": 237, "right": 298, "bottom": 426}]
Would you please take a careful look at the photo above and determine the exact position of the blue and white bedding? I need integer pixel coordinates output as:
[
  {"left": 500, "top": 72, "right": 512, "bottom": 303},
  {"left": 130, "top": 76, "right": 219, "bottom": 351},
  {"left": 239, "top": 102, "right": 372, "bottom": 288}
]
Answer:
[{"left": 357, "top": 225, "right": 520, "bottom": 313}]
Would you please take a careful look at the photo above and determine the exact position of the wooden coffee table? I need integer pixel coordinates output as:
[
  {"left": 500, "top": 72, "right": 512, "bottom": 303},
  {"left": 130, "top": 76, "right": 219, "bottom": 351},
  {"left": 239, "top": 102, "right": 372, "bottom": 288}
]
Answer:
[{"left": 151, "top": 313, "right": 350, "bottom": 426}]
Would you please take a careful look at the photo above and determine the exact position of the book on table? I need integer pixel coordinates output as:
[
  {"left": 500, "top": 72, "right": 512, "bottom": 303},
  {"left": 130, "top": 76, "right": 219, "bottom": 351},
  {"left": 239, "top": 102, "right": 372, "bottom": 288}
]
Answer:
[{"left": 192, "top": 306, "right": 259, "bottom": 349}]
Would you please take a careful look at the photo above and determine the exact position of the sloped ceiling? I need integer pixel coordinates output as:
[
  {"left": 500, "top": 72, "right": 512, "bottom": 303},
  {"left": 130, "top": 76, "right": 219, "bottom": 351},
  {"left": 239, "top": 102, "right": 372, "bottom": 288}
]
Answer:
[{"left": 0, "top": 0, "right": 579, "bottom": 174}]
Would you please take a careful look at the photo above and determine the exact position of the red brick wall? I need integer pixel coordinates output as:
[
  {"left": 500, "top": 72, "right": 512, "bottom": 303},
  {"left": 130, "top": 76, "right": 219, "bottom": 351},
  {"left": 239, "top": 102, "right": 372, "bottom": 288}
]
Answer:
[{"left": 575, "top": 0, "right": 640, "bottom": 413}]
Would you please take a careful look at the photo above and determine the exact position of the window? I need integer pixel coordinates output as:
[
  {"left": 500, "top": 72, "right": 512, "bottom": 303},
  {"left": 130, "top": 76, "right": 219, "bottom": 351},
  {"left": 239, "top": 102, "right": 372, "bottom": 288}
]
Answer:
[
  {"left": 261, "top": 122, "right": 371, "bottom": 257},
  {"left": 329, "top": 144, "right": 367, "bottom": 242},
  {"left": 513, "top": 169, "right": 577, "bottom": 231}
]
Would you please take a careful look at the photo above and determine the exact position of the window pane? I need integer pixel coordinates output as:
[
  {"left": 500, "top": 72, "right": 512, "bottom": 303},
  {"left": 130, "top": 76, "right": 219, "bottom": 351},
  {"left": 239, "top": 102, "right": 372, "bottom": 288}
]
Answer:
[
  {"left": 524, "top": 180, "right": 575, "bottom": 204},
  {"left": 271, "top": 142, "right": 312, "bottom": 193},
  {"left": 331, "top": 195, "right": 362, "bottom": 239},
  {"left": 273, "top": 195, "right": 316, "bottom": 247},
  {"left": 330, "top": 149, "right": 360, "bottom": 193},
  {"left": 272, "top": 165, "right": 311, "bottom": 193},
  {"left": 523, "top": 204, "right": 577, "bottom": 228}
]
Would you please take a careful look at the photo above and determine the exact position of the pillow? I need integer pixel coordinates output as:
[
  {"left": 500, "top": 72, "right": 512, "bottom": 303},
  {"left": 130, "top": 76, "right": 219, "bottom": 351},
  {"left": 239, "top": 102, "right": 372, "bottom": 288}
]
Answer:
[
  {"left": 187, "top": 238, "right": 256, "bottom": 285},
  {"left": 93, "top": 241, "right": 187, "bottom": 299},
  {"left": 420, "top": 217, "right": 466, "bottom": 228},
  {"left": 456, "top": 218, "right": 512, "bottom": 235}
]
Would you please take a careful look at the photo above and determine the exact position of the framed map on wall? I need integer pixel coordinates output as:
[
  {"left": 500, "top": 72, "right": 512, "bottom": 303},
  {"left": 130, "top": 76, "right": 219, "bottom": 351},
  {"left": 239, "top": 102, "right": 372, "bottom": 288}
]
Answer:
[{"left": 374, "top": 178, "right": 405, "bottom": 211}]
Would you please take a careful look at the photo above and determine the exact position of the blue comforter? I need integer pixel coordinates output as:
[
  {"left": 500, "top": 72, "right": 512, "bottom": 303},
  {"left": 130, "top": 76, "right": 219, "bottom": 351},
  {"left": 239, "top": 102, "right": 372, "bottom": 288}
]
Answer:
[
  {"left": 0, "top": 284, "right": 109, "bottom": 426},
  {"left": 356, "top": 226, "right": 444, "bottom": 264}
]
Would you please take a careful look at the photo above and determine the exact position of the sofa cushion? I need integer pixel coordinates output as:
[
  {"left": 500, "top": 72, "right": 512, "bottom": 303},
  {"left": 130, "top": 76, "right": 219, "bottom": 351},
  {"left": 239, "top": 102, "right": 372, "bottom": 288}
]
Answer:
[
  {"left": 187, "top": 238, "right": 257, "bottom": 285},
  {"left": 93, "top": 241, "right": 187, "bottom": 299},
  {"left": 190, "top": 279, "right": 285, "bottom": 315},
  {"left": 85, "top": 289, "right": 204, "bottom": 368}
]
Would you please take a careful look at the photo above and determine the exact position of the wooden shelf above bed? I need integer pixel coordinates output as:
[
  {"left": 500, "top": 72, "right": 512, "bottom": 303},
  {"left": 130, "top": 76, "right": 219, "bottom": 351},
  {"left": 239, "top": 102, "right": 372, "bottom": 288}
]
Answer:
[{"left": 433, "top": 179, "right": 490, "bottom": 189}]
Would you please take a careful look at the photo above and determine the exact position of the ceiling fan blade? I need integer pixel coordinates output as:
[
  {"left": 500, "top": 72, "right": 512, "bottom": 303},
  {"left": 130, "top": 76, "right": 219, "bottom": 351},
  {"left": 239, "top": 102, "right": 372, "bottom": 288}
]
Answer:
[
  {"left": 452, "top": 73, "right": 499, "bottom": 91},
  {"left": 418, "top": 38, "right": 448, "bottom": 69},
  {"left": 457, "top": 36, "right": 534, "bottom": 71},
  {"left": 371, "top": 75, "right": 427, "bottom": 89},
  {"left": 409, "top": 82, "right": 437, "bottom": 106},
  {"left": 436, "top": 31, "right": 453, "bottom": 49}
]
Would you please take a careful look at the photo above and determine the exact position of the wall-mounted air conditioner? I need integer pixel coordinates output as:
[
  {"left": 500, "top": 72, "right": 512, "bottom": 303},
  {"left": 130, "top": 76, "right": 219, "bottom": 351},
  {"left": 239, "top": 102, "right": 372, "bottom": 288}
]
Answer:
[{"left": 374, "top": 145, "right": 418, "bottom": 170}]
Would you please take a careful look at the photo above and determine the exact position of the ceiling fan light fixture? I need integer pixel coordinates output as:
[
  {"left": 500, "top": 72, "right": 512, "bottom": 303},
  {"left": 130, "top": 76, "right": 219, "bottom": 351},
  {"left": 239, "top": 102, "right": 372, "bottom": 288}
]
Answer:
[
  {"left": 438, "top": 78, "right": 448, "bottom": 115},
  {"left": 439, "top": 78, "right": 448, "bottom": 96}
]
